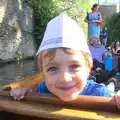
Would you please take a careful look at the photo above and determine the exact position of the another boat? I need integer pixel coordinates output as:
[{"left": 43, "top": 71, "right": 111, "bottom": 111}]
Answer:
[{"left": 0, "top": 73, "right": 120, "bottom": 120}]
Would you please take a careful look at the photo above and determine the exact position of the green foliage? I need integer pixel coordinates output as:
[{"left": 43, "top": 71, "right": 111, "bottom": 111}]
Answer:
[
  {"left": 28, "top": 0, "right": 97, "bottom": 46},
  {"left": 104, "top": 12, "right": 120, "bottom": 45},
  {"left": 28, "top": 0, "right": 60, "bottom": 47}
]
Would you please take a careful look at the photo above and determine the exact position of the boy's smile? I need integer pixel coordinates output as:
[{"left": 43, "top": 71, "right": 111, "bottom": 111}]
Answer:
[{"left": 42, "top": 49, "right": 90, "bottom": 101}]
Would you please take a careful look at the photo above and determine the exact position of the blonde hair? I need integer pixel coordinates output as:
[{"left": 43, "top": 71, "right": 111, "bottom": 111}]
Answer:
[{"left": 37, "top": 48, "right": 93, "bottom": 73}]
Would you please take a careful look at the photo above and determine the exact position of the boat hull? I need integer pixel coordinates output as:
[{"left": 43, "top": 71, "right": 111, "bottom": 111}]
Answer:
[
  {"left": 0, "top": 73, "right": 120, "bottom": 120},
  {"left": 0, "top": 95, "right": 120, "bottom": 120}
]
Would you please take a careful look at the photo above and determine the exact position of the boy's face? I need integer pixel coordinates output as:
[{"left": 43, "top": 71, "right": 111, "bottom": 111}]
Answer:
[{"left": 42, "top": 49, "right": 90, "bottom": 101}]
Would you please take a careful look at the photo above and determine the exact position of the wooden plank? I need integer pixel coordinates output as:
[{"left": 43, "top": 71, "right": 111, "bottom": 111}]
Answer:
[
  {"left": 0, "top": 96, "right": 120, "bottom": 120},
  {"left": 0, "top": 111, "right": 49, "bottom": 120},
  {"left": 0, "top": 91, "right": 119, "bottom": 112}
]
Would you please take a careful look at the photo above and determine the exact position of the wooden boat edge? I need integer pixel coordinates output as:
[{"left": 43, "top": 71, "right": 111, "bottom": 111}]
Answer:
[{"left": 0, "top": 73, "right": 120, "bottom": 120}]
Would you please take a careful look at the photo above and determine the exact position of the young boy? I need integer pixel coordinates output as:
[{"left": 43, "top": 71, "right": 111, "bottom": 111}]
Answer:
[{"left": 10, "top": 13, "right": 120, "bottom": 109}]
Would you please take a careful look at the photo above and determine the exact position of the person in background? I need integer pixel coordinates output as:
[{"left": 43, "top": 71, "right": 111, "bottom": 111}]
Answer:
[
  {"left": 111, "top": 42, "right": 120, "bottom": 70},
  {"left": 10, "top": 13, "right": 120, "bottom": 110},
  {"left": 88, "top": 35, "right": 108, "bottom": 70},
  {"left": 84, "top": 4, "right": 102, "bottom": 40},
  {"left": 88, "top": 35, "right": 114, "bottom": 86},
  {"left": 101, "top": 27, "right": 108, "bottom": 46}
]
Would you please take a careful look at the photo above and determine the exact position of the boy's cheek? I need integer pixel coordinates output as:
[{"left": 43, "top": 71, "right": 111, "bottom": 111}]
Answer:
[{"left": 75, "top": 75, "right": 87, "bottom": 89}]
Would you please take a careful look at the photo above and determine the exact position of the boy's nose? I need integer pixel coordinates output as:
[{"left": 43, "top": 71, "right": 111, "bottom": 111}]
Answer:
[{"left": 59, "top": 71, "right": 72, "bottom": 83}]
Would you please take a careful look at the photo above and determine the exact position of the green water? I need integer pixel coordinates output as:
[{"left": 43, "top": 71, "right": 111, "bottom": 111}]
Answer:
[{"left": 0, "top": 59, "right": 38, "bottom": 87}]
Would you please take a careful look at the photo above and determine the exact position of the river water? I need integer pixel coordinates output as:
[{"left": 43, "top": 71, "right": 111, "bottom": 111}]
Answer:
[{"left": 0, "top": 59, "right": 38, "bottom": 87}]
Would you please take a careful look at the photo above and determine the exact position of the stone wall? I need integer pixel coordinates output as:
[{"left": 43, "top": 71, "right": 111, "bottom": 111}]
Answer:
[{"left": 0, "top": 0, "right": 36, "bottom": 62}]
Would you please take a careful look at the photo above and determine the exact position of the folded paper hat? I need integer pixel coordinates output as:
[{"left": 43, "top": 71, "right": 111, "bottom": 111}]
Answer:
[{"left": 36, "top": 13, "right": 91, "bottom": 55}]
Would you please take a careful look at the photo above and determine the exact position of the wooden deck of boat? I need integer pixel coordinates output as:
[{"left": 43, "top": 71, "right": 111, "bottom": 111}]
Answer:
[
  {"left": 0, "top": 111, "right": 119, "bottom": 120},
  {"left": 0, "top": 112, "right": 50, "bottom": 120}
]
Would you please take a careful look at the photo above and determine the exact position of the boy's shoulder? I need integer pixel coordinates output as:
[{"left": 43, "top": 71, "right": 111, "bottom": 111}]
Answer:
[
  {"left": 80, "top": 80, "right": 114, "bottom": 97},
  {"left": 36, "top": 80, "right": 115, "bottom": 97},
  {"left": 36, "top": 81, "right": 51, "bottom": 94}
]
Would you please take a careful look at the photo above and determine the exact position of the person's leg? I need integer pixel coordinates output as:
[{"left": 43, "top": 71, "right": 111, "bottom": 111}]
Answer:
[
  {"left": 93, "top": 59, "right": 104, "bottom": 70},
  {"left": 102, "top": 38, "right": 105, "bottom": 45},
  {"left": 102, "top": 38, "right": 107, "bottom": 46}
]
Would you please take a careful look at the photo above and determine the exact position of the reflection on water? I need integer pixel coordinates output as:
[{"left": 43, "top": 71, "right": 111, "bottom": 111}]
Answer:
[{"left": 0, "top": 59, "right": 38, "bottom": 87}]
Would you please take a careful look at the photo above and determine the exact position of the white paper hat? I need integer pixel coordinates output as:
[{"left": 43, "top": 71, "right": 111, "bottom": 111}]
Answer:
[{"left": 36, "top": 13, "right": 91, "bottom": 55}]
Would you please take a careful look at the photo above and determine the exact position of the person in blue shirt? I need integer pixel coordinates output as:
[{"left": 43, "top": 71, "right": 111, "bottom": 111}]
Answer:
[
  {"left": 84, "top": 4, "right": 102, "bottom": 40},
  {"left": 10, "top": 13, "right": 120, "bottom": 109},
  {"left": 102, "top": 27, "right": 108, "bottom": 46},
  {"left": 88, "top": 35, "right": 109, "bottom": 70}
]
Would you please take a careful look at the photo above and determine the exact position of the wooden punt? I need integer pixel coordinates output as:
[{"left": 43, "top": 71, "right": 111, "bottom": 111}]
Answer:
[{"left": 0, "top": 73, "right": 120, "bottom": 120}]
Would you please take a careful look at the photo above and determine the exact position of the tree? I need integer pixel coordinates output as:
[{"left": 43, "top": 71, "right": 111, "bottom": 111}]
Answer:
[
  {"left": 28, "top": 0, "right": 97, "bottom": 46},
  {"left": 28, "top": 0, "right": 60, "bottom": 47},
  {"left": 104, "top": 12, "right": 120, "bottom": 45}
]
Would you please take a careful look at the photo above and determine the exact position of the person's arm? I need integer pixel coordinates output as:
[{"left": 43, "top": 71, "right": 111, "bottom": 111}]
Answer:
[
  {"left": 93, "top": 19, "right": 102, "bottom": 23},
  {"left": 102, "top": 53, "right": 107, "bottom": 61},
  {"left": 102, "top": 47, "right": 110, "bottom": 61},
  {"left": 102, "top": 30, "right": 107, "bottom": 36},
  {"left": 112, "top": 48, "right": 120, "bottom": 56},
  {"left": 84, "top": 12, "right": 91, "bottom": 23},
  {"left": 84, "top": 16, "right": 89, "bottom": 23},
  {"left": 93, "top": 12, "right": 102, "bottom": 23}
]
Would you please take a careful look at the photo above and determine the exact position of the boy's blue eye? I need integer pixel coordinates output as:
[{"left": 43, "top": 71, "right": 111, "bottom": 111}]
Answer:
[
  {"left": 47, "top": 67, "right": 57, "bottom": 72},
  {"left": 70, "top": 64, "right": 80, "bottom": 71}
]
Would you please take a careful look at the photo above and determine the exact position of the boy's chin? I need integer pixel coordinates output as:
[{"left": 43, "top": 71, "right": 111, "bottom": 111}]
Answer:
[{"left": 59, "top": 93, "right": 79, "bottom": 101}]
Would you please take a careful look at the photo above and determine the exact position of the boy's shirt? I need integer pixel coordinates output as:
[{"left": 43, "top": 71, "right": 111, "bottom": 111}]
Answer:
[
  {"left": 36, "top": 80, "right": 115, "bottom": 97},
  {"left": 36, "top": 81, "right": 51, "bottom": 94}
]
